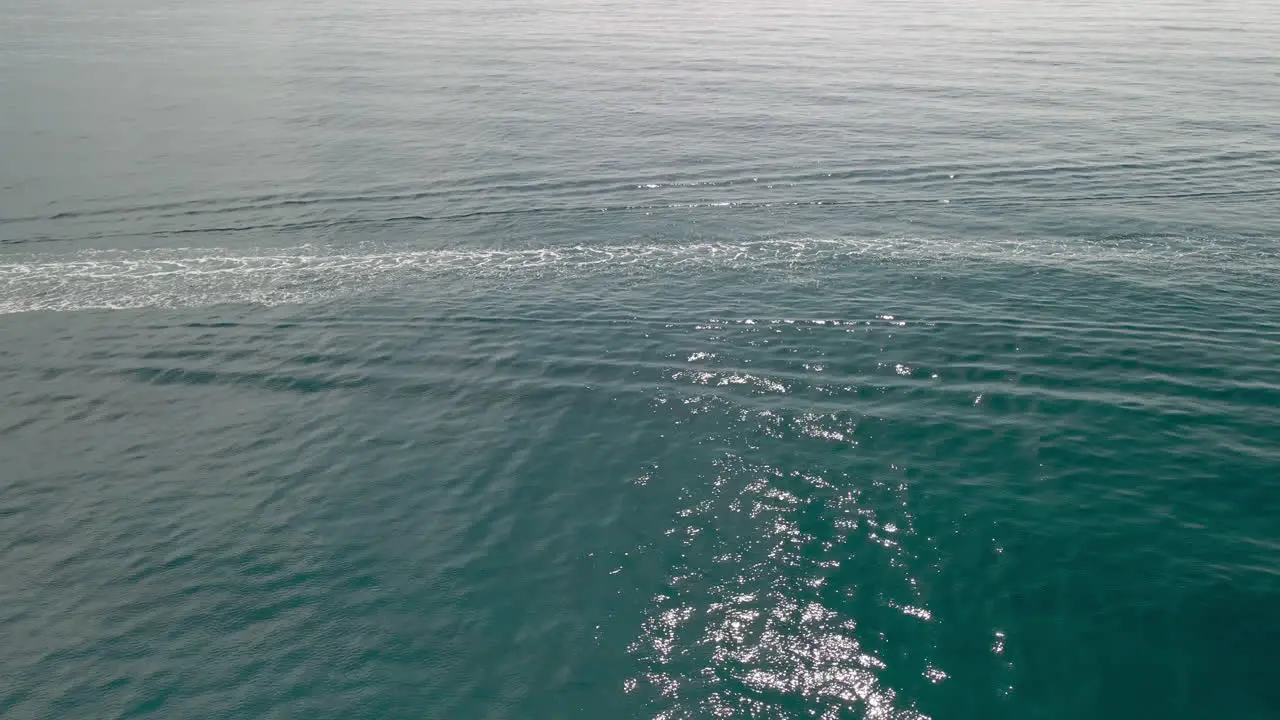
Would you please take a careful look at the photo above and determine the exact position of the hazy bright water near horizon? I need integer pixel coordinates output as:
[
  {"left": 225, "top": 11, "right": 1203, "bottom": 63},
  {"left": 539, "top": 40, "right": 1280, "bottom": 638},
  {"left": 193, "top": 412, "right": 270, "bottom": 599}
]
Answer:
[{"left": 2, "top": 0, "right": 1279, "bottom": 717}]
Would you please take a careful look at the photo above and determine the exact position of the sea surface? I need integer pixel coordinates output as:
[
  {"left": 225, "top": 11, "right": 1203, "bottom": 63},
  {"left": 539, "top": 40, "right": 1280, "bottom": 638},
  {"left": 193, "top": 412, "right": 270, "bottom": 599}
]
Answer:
[{"left": 2, "top": 1, "right": 1279, "bottom": 717}]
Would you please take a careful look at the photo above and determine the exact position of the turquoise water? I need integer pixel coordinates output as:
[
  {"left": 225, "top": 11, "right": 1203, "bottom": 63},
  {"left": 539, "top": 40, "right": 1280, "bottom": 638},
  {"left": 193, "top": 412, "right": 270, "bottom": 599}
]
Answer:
[{"left": 2, "top": 1, "right": 1279, "bottom": 717}]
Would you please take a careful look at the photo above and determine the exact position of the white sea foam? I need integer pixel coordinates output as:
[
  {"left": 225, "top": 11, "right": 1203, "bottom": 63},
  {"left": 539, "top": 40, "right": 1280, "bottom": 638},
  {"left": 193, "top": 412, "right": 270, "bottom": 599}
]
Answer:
[{"left": 0, "top": 237, "right": 1268, "bottom": 314}]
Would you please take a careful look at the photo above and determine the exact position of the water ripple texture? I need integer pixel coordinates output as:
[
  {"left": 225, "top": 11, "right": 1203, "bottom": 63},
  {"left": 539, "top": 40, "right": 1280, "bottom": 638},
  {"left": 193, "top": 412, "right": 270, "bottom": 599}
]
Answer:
[{"left": 2, "top": 0, "right": 1279, "bottom": 718}]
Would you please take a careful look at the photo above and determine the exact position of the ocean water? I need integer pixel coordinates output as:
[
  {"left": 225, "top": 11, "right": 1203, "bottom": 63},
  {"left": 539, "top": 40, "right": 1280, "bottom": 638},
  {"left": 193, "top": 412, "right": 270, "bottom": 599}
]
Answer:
[{"left": 2, "top": 0, "right": 1279, "bottom": 717}]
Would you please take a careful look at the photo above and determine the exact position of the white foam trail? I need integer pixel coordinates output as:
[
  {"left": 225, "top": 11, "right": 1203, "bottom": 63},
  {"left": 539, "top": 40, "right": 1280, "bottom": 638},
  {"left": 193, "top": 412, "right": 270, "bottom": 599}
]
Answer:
[{"left": 0, "top": 237, "right": 1269, "bottom": 314}]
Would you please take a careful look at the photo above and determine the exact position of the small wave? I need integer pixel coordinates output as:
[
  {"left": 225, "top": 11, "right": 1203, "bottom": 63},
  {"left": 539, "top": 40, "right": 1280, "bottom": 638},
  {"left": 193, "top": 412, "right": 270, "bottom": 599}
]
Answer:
[
  {"left": 0, "top": 236, "right": 1271, "bottom": 314},
  {"left": 2, "top": 149, "right": 1272, "bottom": 229},
  {"left": 6, "top": 184, "right": 1278, "bottom": 249}
]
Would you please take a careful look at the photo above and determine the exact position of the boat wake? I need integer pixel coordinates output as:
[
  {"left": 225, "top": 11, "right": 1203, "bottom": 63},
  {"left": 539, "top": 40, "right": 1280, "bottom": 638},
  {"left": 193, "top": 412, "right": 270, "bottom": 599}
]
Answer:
[{"left": 0, "top": 236, "right": 1269, "bottom": 314}]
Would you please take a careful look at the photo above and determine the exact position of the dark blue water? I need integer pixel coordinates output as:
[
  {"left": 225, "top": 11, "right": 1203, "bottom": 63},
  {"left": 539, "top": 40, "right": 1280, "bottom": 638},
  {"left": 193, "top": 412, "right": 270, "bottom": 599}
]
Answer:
[{"left": 2, "top": 1, "right": 1279, "bottom": 717}]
